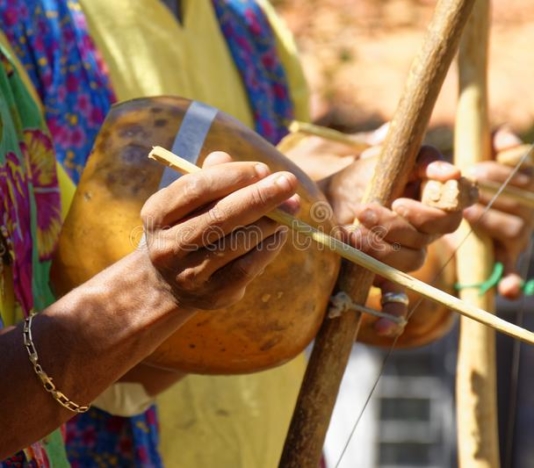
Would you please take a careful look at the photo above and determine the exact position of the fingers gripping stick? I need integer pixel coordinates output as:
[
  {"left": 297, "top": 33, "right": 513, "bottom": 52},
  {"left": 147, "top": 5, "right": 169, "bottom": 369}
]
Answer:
[{"left": 149, "top": 145, "right": 534, "bottom": 346}]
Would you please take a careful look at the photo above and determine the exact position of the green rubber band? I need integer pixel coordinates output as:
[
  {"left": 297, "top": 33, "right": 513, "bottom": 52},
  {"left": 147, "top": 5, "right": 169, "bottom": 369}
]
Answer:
[
  {"left": 455, "top": 262, "right": 504, "bottom": 296},
  {"left": 456, "top": 263, "right": 534, "bottom": 296},
  {"left": 521, "top": 279, "right": 534, "bottom": 296}
]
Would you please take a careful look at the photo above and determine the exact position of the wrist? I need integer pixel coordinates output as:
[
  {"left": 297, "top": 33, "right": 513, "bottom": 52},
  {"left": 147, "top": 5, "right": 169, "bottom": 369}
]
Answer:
[
  {"left": 35, "top": 250, "right": 196, "bottom": 403},
  {"left": 66, "top": 249, "right": 196, "bottom": 350}
]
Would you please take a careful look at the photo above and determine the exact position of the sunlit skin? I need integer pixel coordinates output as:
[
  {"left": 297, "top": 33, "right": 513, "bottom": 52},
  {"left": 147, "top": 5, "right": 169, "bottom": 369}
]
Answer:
[
  {"left": 286, "top": 127, "right": 533, "bottom": 336},
  {"left": 0, "top": 153, "right": 299, "bottom": 459}
]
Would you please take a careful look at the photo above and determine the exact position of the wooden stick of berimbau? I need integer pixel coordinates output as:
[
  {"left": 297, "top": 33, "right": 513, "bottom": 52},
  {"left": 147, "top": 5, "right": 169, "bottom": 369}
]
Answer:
[
  {"left": 149, "top": 145, "right": 534, "bottom": 345},
  {"left": 288, "top": 120, "right": 370, "bottom": 152}
]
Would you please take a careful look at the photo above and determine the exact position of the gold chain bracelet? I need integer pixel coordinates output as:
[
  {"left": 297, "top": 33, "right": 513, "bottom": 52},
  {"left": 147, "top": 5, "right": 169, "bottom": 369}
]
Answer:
[{"left": 23, "top": 314, "right": 90, "bottom": 413}]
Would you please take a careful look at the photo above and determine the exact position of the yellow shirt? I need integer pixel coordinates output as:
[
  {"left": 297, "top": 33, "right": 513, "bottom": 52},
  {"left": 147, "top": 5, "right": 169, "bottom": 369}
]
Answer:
[
  {"left": 78, "top": 1, "right": 309, "bottom": 467},
  {"left": 79, "top": 0, "right": 309, "bottom": 125}
]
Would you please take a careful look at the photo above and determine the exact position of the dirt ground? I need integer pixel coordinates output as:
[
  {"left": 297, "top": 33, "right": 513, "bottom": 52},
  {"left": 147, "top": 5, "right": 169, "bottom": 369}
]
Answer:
[{"left": 273, "top": 0, "right": 534, "bottom": 150}]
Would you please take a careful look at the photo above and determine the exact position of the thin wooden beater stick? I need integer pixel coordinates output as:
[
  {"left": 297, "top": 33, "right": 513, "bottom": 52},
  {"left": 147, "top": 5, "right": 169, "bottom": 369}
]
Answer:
[
  {"left": 149, "top": 145, "right": 534, "bottom": 346},
  {"left": 288, "top": 120, "right": 370, "bottom": 152}
]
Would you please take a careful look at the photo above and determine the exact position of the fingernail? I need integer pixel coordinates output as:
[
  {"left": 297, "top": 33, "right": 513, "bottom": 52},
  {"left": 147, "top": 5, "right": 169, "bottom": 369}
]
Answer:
[
  {"left": 360, "top": 208, "right": 377, "bottom": 226},
  {"left": 255, "top": 163, "right": 270, "bottom": 179},
  {"left": 430, "top": 160, "right": 448, "bottom": 172},
  {"left": 394, "top": 204, "right": 409, "bottom": 218},
  {"left": 275, "top": 174, "right": 292, "bottom": 191}
]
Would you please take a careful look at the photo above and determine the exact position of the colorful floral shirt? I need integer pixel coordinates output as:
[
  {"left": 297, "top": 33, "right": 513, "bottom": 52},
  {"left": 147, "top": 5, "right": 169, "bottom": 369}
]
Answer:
[{"left": 0, "top": 40, "right": 67, "bottom": 468}]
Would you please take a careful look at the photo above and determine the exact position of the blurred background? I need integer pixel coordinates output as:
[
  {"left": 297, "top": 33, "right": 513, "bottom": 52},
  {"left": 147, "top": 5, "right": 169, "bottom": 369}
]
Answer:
[
  {"left": 274, "top": 0, "right": 534, "bottom": 149},
  {"left": 272, "top": 1, "right": 534, "bottom": 467}
]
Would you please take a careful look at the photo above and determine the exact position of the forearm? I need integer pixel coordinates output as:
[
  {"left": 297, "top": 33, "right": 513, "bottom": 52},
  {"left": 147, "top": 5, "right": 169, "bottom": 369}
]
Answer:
[{"left": 0, "top": 250, "right": 195, "bottom": 459}]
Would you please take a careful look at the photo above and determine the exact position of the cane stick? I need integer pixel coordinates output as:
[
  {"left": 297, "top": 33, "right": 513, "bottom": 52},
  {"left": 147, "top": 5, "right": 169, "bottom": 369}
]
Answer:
[
  {"left": 454, "top": 1, "right": 501, "bottom": 466},
  {"left": 288, "top": 120, "right": 371, "bottom": 152},
  {"left": 279, "top": 0, "right": 478, "bottom": 466}
]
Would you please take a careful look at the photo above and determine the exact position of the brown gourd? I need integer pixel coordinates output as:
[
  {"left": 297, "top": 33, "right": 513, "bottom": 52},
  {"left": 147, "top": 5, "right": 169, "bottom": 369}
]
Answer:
[{"left": 51, "top": 96, "right": 340, "bottom": 374}]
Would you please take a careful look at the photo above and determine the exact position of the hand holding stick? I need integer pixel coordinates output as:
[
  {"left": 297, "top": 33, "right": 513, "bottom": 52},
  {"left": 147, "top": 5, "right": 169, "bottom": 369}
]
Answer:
[{"left": 149, "top": 145, "right": 534, "bottom": 346}]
